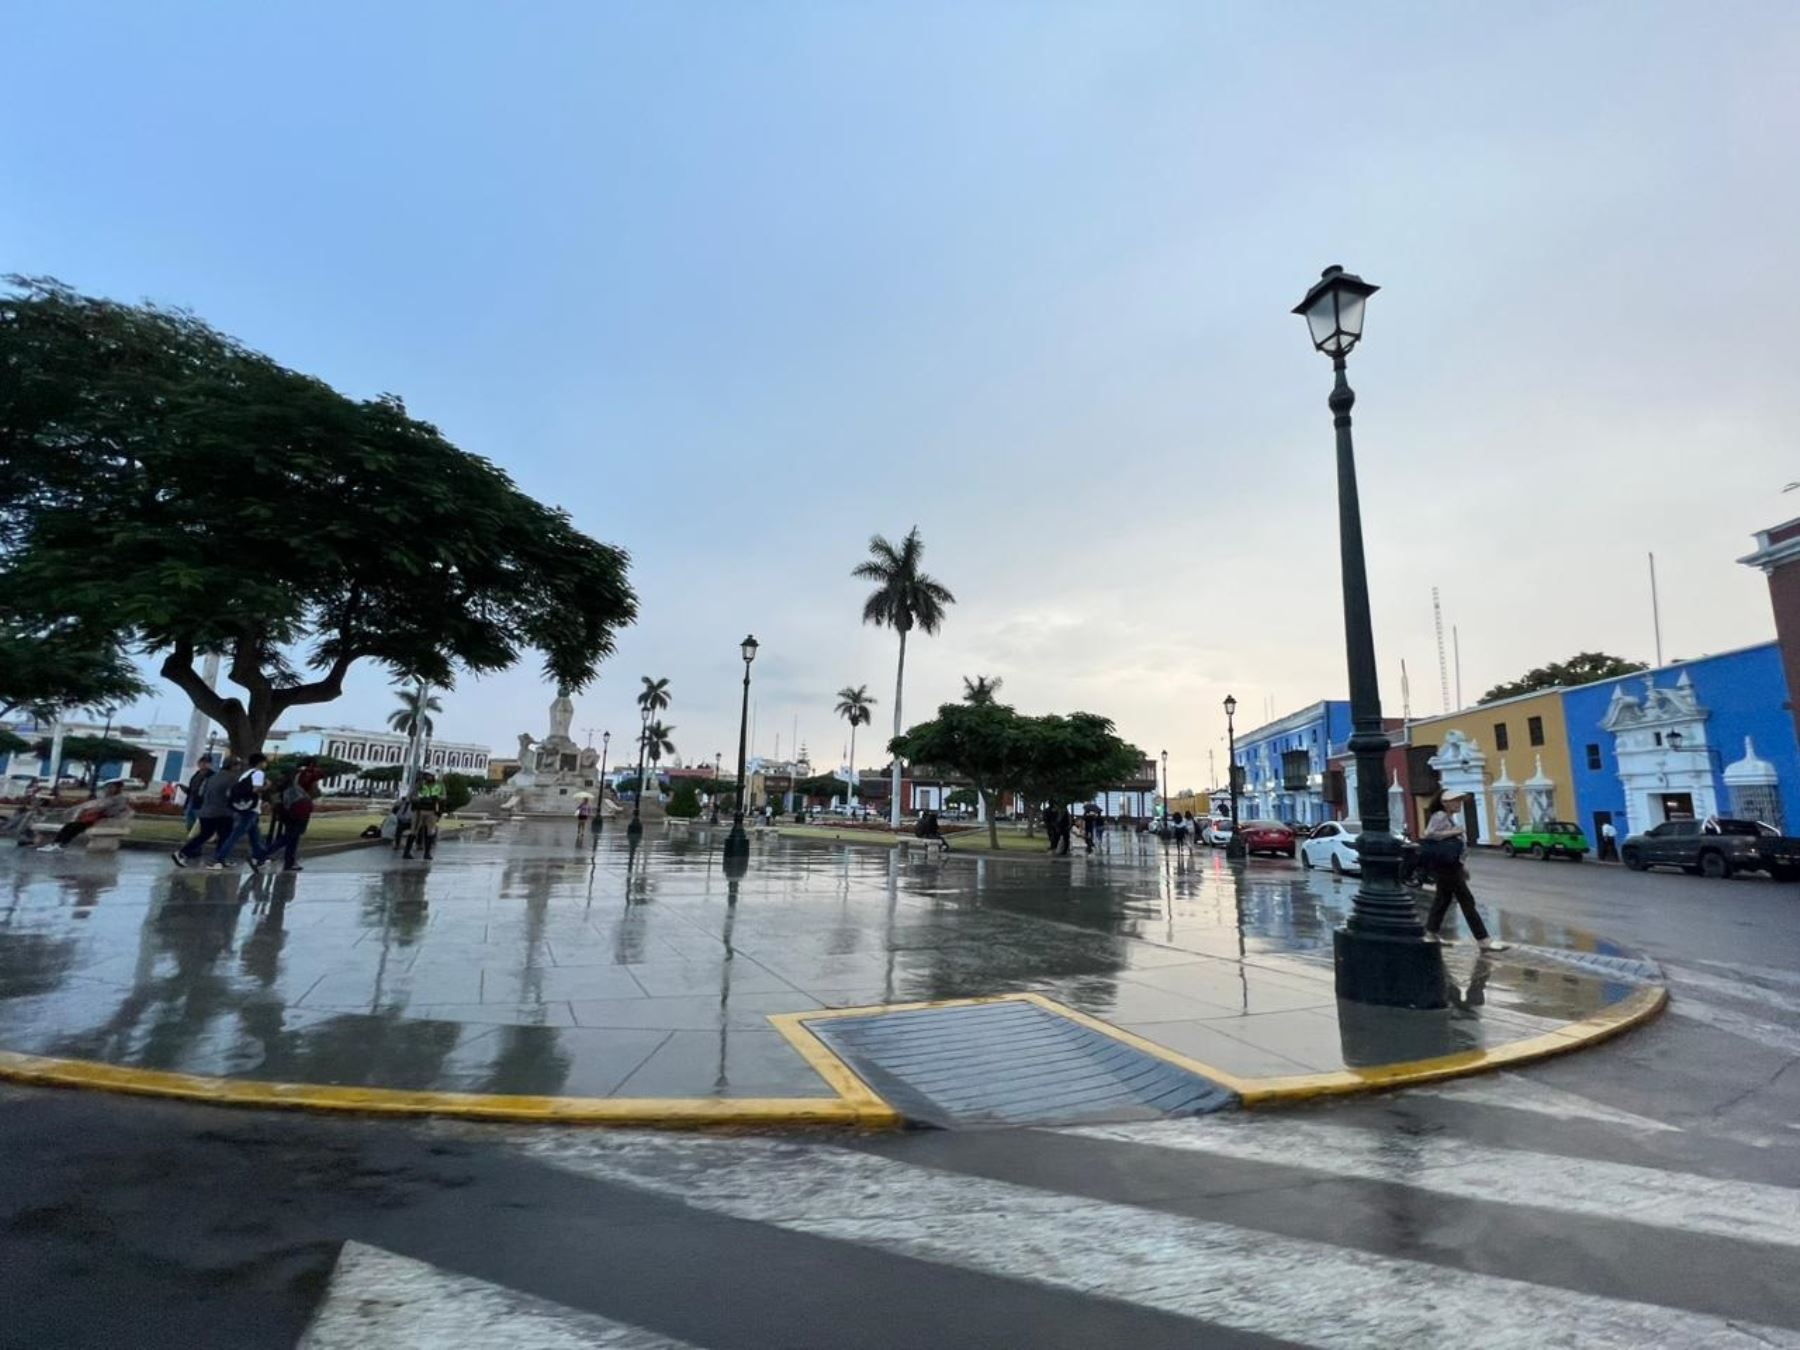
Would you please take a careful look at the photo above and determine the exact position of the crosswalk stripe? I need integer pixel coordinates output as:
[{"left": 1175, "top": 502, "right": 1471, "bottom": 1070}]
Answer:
[
  {"left": 511, "top": 1130, "right": 1800, "bottom": 1349},
  {"left": 298, "top": 1241, "right": 703, "bottom": 1350},
  {"left": 1060, "top": 1115, "right": 1800, "bottom": 1249},
  {"left": 1667, "top": 964, "right": 1800, "bottom": 1017},
  {"left": 1412, "top": 1072, "right": 1681, "bottom": 1132},
  {"left": 1670, "top": 996, "right": 1800, "bottom": 1058}
]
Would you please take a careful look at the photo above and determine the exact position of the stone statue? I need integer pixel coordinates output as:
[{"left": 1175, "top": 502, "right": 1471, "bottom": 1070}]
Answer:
[
  {"left": 516, "top": 732, "right": 534, "bottom": 762},
  {"left": 547, "top": 685, "right": 576, "bottom": 745}
]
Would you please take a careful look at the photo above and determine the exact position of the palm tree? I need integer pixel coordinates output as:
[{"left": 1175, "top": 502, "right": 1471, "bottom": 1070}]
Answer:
[
  {"left": 961, "top": 675, "right": 1003, "bottom": 706},
  {"left": 388, "top": 685, "right": 443, "bottom": 738},
  {"left": 629, "top": 677, "right": 670, "bottom": 831},
  {"left": 853, "top": 527, "right": 955, "bottom": 827},
  {"left": 642, "top": 720, "right": 675, "bottom": 798},
  {"left": 834, "top": 685, "right": 876, "bottom": 807},
  {"left": 637, "top": 676, "right": 671, "bottom": 717}
]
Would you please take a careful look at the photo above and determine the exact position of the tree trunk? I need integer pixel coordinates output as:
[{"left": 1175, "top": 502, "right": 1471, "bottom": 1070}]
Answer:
[
  {"left": 848, "top": 723, "right": 858, "bottom": 806},
  {"left": 984, "top": 789, "right": 999, "bottom": 850},
  {"left": 890, "top": 627, "right": 907, "bottom": 828}
]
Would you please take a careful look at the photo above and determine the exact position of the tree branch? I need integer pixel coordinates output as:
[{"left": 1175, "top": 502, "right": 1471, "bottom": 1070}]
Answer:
[
  {"left": 270, "top": 648, "right": 362, "bottom": 714},
  {"left": 160, "top": 642, "right": 241, "bottom": 723}
]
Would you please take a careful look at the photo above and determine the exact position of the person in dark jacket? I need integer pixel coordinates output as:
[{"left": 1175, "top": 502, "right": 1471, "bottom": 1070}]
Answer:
[
  {"left": 1421, "top": 790, "right": 1510, "bottom": 952},
  {"left": 173, "top": 757, "right": 240, "bottom": 869},
  {"left": 182, "top": 755, "right": 214, "bottom": 834}
]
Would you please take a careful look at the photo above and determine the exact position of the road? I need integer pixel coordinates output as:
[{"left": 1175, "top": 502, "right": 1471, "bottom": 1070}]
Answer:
[{"left": 2, "top": 857, "right": 1796, "bottom": 1348}]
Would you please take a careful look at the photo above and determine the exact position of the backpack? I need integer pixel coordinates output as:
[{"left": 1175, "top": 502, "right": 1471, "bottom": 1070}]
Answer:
[
  {"left": 228, "top": 771, "right": 261, "bottom": 811},
  {"left": 280, "top": 776, "right": 308, "bottom": 809}
]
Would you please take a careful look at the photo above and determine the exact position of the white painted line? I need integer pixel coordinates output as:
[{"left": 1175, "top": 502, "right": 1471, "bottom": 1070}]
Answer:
[
  {"left": 1670, "top": 997, "right": 1800, "bottom": 1059},
  {"left": 1666, "top": 965, "right": 1800, "bottom": 1018},
  {"left": 1408, "top": 1073, "right": 1681, "bottom": 1133},
  {"left": 298, "top": 1241, "right": 702, "bottom": 1350},
  {"left": 1063, "top": 1115, "right": 1800, "bottom": 1250},
  {"left": 511, "top": 1130, "right": 1799, "bottom": 1349}
]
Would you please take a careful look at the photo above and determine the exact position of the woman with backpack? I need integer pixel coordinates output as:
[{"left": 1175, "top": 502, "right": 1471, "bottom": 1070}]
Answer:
[
  {"left": 1420, "top": 790, "right": 1509, "bottom": 952},
  {"left": 273, "top": 757, "right": 323, "bottom": 872}
]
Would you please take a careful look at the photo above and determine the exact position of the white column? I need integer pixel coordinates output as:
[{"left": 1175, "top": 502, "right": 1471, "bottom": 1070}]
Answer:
[{"left": 180, "top": 652, "right": 221, "bottom": 779}]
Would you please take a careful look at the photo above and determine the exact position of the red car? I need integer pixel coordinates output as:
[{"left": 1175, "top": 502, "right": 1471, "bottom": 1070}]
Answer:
[{"left": 1237, "top": 819, "right": 1297, "bottom": 858}]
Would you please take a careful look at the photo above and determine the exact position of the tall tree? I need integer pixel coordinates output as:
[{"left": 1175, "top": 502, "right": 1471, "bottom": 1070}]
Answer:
[
  {"left": 0, "top": 619, "right": 146, "bottom": 720},
  {"left": 387, "top": 685, "right": 443, "bottom": 738},
  {"left": 853, "top": 527, "right": 955, "bottom": 826},
  {"left": 834, "top": 683, "right": 876, "bottom": 807},
  {"left": 642, "top": 720, "right": 676, "bottom": 772},
  {"left": 0, "top": 278, "right": 637, "bottom": 756},
  {"left": 32, "top": 734, "right": 142, "bottom": 788},
  {"left": 1480, "top": 652, "right": 1646, "bottom": 705},
  {"left": 889, "top": 702, "right": 1024, "bottom": 849},
  {"left": 961, "top": 674, "right": 1003, "bottom": 705}
]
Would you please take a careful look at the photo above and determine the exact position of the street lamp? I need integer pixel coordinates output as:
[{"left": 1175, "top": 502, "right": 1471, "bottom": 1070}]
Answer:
[
  {"left": 1224, "top": 695, "right": 1246, "bottom": 860},
  {"left": 1160, "top": 749, "right": 1169, "bottom": 826},
  {"left": 627, "top": 705, "right": 650, "bottom": 843},
  {"left": 1294, "top": 264, "right": 1444, "bottom": 1009},
  {"left": 723, "top": 635, "right": 759, "bottom": 868},
  {"left": 592, "top": 730, "right": 611, "bottom": 844}
]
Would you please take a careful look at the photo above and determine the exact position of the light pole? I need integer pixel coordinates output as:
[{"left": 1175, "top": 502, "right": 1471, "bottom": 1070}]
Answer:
[
  {"left": 723, "top": 636, "right": 759, "bottom": 868},
  {"left": 627, "top": 706, "right": 650, "bottom": 842},
  {"left": 1224, "top": 696, "right": 1246, "bottom": 860},
  {"left": 592, "top": 730, "right": 611, "bottom": 843},
  {"left": 1294, "top": 264, "right": 1444, "bottom": 1009},
  {"left": 1160, "top": 749, "right": 1169, "bottom": 823}
]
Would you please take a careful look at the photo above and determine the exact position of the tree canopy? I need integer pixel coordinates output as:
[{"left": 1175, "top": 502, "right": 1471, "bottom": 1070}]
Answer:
[
  {"left": 0, "top": 278, "right": 637, "bottom": 755},
  {"left": 33, "top": 734, "right": 142, "bottom": 785},
  {"left": 1479, "top": 652, "right": 1646, "bottom": 704},
  {"left": 890, "top": 703, "right": 1141, "bottom": 849},
  {"left": 0, "top": 619, "right": 147, "bottom": 720}
]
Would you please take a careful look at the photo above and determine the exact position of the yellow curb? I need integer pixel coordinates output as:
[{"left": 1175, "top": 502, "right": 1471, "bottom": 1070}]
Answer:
[
  {"left": 788, "top": 984, "right": 1670, "bottom": 1110},
  {"left": 0, "top": 1048, "right": 902, "bottom": 1129}
]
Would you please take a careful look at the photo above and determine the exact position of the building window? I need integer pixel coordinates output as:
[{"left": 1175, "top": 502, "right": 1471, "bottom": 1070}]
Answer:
[
  {"left": 1585, "top": 743, "right": 1602, "bottom": 771},
  {"left": 1281, "top": 750, "right": 1310, "bottom": 791},
  {"left": 1493, "top": 723, "right": 1509, "bottom": 752},
  {"left": 1527, "top": 716, "right": 1544, "bottom": 747}
]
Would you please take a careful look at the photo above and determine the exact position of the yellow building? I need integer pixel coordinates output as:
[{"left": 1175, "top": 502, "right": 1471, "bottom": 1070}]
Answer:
[
  {"left": 1404, "top": 689, "right": 1575, "bottom": 844},
  {"left": 1169, "top": 790, "right": 1213, "bottom": 817}
]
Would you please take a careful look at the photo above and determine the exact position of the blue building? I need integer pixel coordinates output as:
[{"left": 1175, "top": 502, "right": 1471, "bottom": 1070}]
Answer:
[
  {"left": 1560, "top": 641, "right": 1800, "bottom": 840},
  {"left": 1233, "top": 700, "right": 1353, "bottom": 827}
]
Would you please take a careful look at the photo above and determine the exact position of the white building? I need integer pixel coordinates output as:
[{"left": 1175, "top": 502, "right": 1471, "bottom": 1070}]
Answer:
[{"left": 279, "top": 725, "right": 492, "bottom": 792}]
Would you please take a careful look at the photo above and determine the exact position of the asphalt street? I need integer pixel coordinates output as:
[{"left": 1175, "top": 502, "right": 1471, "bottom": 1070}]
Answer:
[{"left": 2, "top": 852, "right": 1796, "bottom": 1348}]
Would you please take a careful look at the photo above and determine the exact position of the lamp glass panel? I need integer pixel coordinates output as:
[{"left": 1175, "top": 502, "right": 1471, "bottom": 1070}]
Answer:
[
  {"left": 1335, "top": 290, "right": 1367, "bottom": 341},
  {"left": 1304, "top": 293, "right": 1340, "bottom": 349}
]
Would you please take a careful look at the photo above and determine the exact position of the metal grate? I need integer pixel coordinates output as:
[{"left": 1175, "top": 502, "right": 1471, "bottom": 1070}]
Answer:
[{"left": 806, "top": 999, "right": 1235, "bottom": 1128}]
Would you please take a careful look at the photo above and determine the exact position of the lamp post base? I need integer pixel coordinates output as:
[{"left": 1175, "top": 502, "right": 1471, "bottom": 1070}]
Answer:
[
  {"left": 626, "top": 817, "right": 643, "bottom": 842},
  {"left": 1333, "top": 927, "right": 1448, "bottom": 1010},
  {"left": 722, "top": 825, "right": 749, "bottom": 860},
  {"left": 1225, "top": 837, "right": 1248, "bottom": 861}
]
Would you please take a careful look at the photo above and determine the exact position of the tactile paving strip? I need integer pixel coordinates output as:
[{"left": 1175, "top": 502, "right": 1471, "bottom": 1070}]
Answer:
[{"left": 804, "top": 998, "right": 1236, "bottom": 1127}]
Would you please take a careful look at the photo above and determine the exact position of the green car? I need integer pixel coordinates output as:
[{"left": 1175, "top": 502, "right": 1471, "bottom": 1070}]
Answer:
[{"left": 1502, "top": 820, "right": 1589, "bottom": 860}]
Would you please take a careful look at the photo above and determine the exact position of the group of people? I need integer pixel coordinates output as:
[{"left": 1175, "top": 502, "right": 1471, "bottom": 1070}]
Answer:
[
  {"left": 379, "top": 771, "right": 447, "bottom": 861},
  {"left": 1039, "top": 804, "right": 1110, "bottom": 855},
  {"left": 170, "top": 752, "right": 324, "bottom": 872}
]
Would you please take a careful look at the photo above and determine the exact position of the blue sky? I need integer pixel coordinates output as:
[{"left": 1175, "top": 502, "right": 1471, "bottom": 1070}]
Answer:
[{"left": 6, "top": 2, "right": 1798, "bottom": 787}]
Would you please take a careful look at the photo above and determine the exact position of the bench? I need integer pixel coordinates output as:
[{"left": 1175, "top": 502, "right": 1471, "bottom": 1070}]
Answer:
[
  {"left": 897, "top": 835, "right": 952, "bottom": 854},
  {"left": 27, "top": 815, "right": 134, "bottom": 853}
]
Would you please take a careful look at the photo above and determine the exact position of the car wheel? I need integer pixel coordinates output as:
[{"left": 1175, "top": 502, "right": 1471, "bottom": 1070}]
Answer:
[
  {"left": 1699, "top": 850, "right": 1732, "bottom": 880},
  {"left": 1330, "top": 854, "right": 1345, "bottom": 877},
  {"left": 1301, "top": 849, "right": 1313, "bottom": 870},
  {"left": 1530, "top": 843, "right": 1547, "bottom": 860},
  {"left": 1622, "top": 847, "right": 1646, "bottom": 872},
  {"left": 1501, "top": 841, "right": 1515, "bottom": 857}
]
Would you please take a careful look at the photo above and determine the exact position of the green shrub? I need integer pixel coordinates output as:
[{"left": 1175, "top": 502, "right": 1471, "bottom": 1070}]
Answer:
[{"left": 666, "top": 781, "right": 702, "bottom": 819}]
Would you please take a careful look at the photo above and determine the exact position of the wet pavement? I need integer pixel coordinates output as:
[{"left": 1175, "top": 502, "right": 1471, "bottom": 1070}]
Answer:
[{"left": 0, "top": 823, "right": 1663, "bottom": 1108}]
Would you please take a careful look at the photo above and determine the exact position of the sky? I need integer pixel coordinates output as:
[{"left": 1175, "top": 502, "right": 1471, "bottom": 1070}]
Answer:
[{"left": 5, "top": 1, "right": 1799, "bottom": 792}]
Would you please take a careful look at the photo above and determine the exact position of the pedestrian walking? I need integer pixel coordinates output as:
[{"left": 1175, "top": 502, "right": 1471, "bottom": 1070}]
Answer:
[
  {"left": 36, "top": 782, "right": 132, "bottom": 851},
  {"left": 273, "top": 757, "right": 324, "bottom": 871},
  {"left": 181, "top": 754, "right": 214, "bottom": 836},
  {"left": 576, "top": 797, "right": 593, "bottom": 841},
  {"left": 213, "top": 752, "right": 272, "bottom": 870},
  {"left": 1598, "top": 819, "right": 1618, "bottom": 862},
  {"left": 173, "top": 756, "right": 241, "bottom": 869},
  {"left": 404, "top": 771, "right": 445, "bottom": 861},
  {"left": 1420, "top": 790, "right": 1509, "bottom": 952}
]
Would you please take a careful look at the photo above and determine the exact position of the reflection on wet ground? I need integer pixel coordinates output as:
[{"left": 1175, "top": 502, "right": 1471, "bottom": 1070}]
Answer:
[{"left": 0, "top": 823, "right": 1661, "bottom": 1100}]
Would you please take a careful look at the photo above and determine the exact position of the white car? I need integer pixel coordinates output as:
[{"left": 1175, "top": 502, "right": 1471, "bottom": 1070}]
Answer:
[
  {"left": 1202, "top": 818, "right": 1234, "bottom": 848},
  {"left": 1300, "top": 820, "right": 1362, "bottom": 875}
]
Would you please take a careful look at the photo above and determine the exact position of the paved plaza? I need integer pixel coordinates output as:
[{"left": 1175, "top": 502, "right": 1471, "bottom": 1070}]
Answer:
[{"left": 0, "top": 821, "right": 1663, "bottom": 1121}]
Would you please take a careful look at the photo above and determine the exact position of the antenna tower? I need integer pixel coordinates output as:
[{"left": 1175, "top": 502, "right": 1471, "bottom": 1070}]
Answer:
[{"left": 1432, "top": 587, "right": 1450, "bottom": 713}]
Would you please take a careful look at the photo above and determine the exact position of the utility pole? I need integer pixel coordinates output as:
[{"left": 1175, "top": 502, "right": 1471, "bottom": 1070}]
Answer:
[{"left": 1649, "top": 552, "right": 1664, "bottom": 667}]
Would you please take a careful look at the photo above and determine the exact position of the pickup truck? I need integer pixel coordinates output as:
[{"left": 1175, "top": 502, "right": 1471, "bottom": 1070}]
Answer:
[{"left": 1620, "top": 818, "right": 1800, "bottom": 881}]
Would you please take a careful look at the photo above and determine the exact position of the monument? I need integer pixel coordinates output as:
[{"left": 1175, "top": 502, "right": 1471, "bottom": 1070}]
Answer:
[{"left": 506, "top": 686, "right": 606, "bottom": 817}]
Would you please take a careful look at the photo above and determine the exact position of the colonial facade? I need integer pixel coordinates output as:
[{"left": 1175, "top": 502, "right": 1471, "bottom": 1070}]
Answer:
[
  {"left": 1404, "top": 689, "right": 1576, "bottom": 844},
  {"left": 282, "top": 725, "right": 491, "bottom": 792},
  {"left": 1232, "top": 701, "right": 1352, "bottom": 826}
]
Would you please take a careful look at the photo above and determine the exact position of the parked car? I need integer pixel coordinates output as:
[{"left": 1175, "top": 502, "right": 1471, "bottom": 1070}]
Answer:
[
  {"left": 1300, "top": 820, "right": 1362, "bottom": 874},
  {"left": 1620, "top": 817, "right": 1800, "bottom": 881},
  {"left": 1237, "top": 819, "right": 1297, "bottom": 858},
  {"left": 1202, "top": 818, "right": 1234, "bottom": 848},
  {"left": 1501, "top": 820, "right": 1589, "bottom": 861}
]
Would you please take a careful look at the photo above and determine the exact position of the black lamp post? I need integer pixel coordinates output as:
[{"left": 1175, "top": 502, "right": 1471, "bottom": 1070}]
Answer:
[
  {"left": 1224, "top": 695, "right": 1247, "bottom": 860},
  {"left": 627, "top": 709, "right": 649, "bottom": 842},
  {"left": 1294, "top": 264, "right": 1444, "bottom": 1009},
  {"left": 723, "top": 635, "right": 758, "bottom": 866},
  {"left": 1160, "top": 749, "right": 1169, "bottom": 822},
  {"left": 592, "top": 730, "right": 610, "bottom": 844}
]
